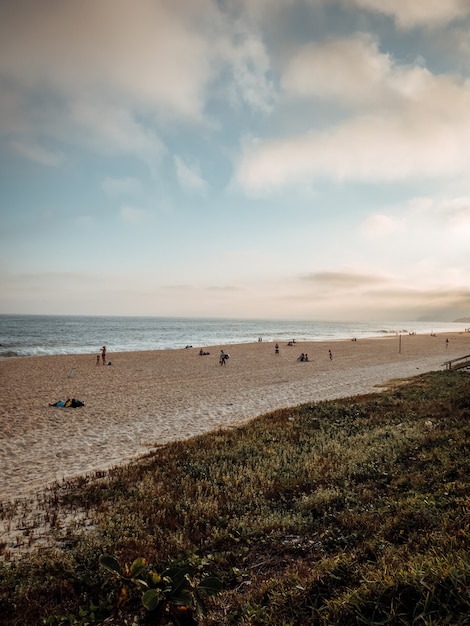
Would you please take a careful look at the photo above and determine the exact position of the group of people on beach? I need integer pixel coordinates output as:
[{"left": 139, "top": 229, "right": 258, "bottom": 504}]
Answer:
[
  {"left": 194, "top": 343, "right": 336, "bottom": 365},
  {"left": 96, "top": 345, "right": 107, "bottom": 365},
  {"left": 93, "top": 342, "right": 336, "bottom": 369}
]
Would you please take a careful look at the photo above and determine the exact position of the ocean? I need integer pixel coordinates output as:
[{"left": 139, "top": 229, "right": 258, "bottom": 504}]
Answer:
[{"left": 0, "top": 314, "right": 465, "bottom": 358}]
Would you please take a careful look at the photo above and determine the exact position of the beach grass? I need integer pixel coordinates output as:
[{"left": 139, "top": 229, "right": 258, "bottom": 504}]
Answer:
[{"left": 1, "top": 369, "right": 469, "bottom": 625}]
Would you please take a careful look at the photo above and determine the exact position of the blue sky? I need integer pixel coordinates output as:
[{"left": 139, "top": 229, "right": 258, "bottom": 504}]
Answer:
[{"left": 1, "top": 0, "right": 470, "bottom": 321}]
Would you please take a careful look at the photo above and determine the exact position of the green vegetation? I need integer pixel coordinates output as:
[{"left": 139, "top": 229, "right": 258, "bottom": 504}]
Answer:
[{"left": 1, "top": 370, "right": 469, "bottom": 625}]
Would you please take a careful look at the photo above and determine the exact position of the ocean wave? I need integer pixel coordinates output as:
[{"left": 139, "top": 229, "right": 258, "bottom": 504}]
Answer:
[
  {"left": 0, "top": 350, "right": 22, "bottom": 358},
  {"left": 377, "top": 329, "right": 411, "bottom": 335}
]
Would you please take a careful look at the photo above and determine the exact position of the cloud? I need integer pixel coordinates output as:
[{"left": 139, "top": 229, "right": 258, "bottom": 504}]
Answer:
[
  {"left": 235, "top": 115, "right": 453, "bottom": 191},
  {"left": 10, "top": 140, "right": 63, "bottom": 166},
  {"left": 174, "top": 156, "right": 208, "bottom": 192},
  {"left": 341, "top": 0, "right": 470, "bottom": 29},
  {"left": 236, "top": 35, "right": 470, "bottom": 192},
  {"left": 302, "top": 269, "right": 390, "bottom": 289},
  {"left": 360, "top": 214, "right": 403, "bottom": 238},
  {"left": 282, "top": 31, "right": 446, "bottom": 109},
  {"left": 0, "top": 0, "right": 221, "bottom": 171},
  {"left": 282, "top": 33, "right": 394, "bottom": 106},
  {"left": 222, "top": 19, "right": 275, "bottom": 113},
  {"left": 0, "top": 0, "right": 216, "bottom": 119},
  {"left": 0, "top": 0, "right": 279, "bottom": 178},
  {"left": 293, "top": 266, "right": 470, "bottom": 321},
  {"left": 66, "top": 102, "right": 166, "bottom": 167},
  {"left": 406, "top": 195, "right": 470, "bottom": 245}
]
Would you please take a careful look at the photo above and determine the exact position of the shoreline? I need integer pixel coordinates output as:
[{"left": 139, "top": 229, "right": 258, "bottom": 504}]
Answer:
[{"left": 1, "top": 332, "right": 469, "bottom": 503}]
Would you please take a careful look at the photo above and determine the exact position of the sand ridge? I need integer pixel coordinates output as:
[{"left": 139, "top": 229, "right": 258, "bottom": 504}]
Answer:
[{"left": 1, "top": 332, "right": 469, "bottom": 503}]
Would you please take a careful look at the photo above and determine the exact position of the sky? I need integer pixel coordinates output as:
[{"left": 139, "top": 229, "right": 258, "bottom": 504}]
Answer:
[{"left": 1, "top": 0, "right": 470, "bottom": 322}]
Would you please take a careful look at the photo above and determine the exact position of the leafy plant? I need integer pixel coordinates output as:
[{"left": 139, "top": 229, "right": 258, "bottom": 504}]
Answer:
[{"left": 100, "top": 555, "right": 222, "bottom": 625}]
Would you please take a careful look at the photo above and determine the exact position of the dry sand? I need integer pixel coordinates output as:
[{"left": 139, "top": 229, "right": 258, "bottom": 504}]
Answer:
[{"left": 1, "top": 332, "right": 469, "bottom": 503}]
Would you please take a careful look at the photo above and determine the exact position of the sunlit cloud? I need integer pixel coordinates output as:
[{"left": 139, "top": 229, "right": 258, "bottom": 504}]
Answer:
[
  {"left": 361, "top": 214, "right": 403, "bottom": 238},
  {"left": 341, "top": 0, "right": 470, "bottom": 29},
  {"left": 236, "top": 57, "right": 470, "bottom": 191},
  {"left": 282, "top": 33, "right": 394, "bottom": 106}
]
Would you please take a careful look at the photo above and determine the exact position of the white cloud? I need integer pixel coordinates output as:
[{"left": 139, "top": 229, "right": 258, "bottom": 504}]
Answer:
[
  {"left": 174, "top": 156, "right": 208, "bottom": 192},
  {"left": 342, "top": 0, "right": 470, "bottom": 29},
  {"left": 223, "top": 20, "right": 275, "bottom": 113},
  {"left": 282, "top": 32, "right": 446, "bottom": 109},
  {"left": 408, "top": 195, "right": 470, "bottom": 241},
  {"left": 361, "top": 214, "right": 403, "bottom": 238},
  {"left": 236, "top": 38, "right": 470, "bottom": 192},
  {"left": 283, "top": 34, "right": 393, "bottom": 106},
  {"left": 66, "top": 101, "right": 166, "bottom": 166},
  {"left": 235, "top": 112, "right": 470, "bottom": 191}
]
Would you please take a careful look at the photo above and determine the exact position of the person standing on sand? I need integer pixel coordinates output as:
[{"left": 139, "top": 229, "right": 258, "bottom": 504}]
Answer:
[
  {"left": 96, "top": 354, "right": 100, "bottom": 366},
  {"left": 329, "top": 350, "right": 333, "bottom": 361},
  {"left": 275, "top": 343, "right": 279, "bottom": 356},
  {"left": 101, "top": 345, "right": 107, "bottom": 365}
]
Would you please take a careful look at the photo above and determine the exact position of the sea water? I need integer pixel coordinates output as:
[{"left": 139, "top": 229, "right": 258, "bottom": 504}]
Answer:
[{"left": 0, "top": 314, "right": 465, "bottom": 358}]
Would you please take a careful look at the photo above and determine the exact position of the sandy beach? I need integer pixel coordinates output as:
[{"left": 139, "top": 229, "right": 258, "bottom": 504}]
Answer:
[{"left": 1, "top": 332, "right": 469, "bottom": 503}]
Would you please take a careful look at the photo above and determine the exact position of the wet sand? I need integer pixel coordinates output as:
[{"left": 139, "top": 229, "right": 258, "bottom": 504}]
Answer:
[{"left": 1, "top": 332, "right": 469, "bottom": 503}]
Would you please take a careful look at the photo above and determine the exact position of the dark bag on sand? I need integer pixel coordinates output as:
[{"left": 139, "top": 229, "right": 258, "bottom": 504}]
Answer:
[{"left": 71, "top": 399, "right": 85, "bottom": 407}]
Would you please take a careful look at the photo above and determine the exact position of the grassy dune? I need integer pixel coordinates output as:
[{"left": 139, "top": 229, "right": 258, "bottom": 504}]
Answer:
[{"left": 1, "top": 370, "right": 470, "bottom": 625}]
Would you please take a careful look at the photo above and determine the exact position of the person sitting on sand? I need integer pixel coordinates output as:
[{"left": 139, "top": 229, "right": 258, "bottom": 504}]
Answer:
[
  {"left": 49, "top": 398, "right": 85, "bottom": 408},
  {"left": 297, "top": 353, "right": 305, "bottom": 362}
]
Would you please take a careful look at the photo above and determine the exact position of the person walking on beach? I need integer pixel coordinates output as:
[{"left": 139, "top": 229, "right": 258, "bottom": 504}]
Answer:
[
  {"left": 101, "top": 345, "right": 107, "bottom": 365},
  {"left": 219, "top": 349, "right": 229, "bottom": 365},
  {"left": 275, "top": 343, "right": 279, "bottom": 356},
  {"left": 329, "top": 350, "right": 333, "bottom": 361}
]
